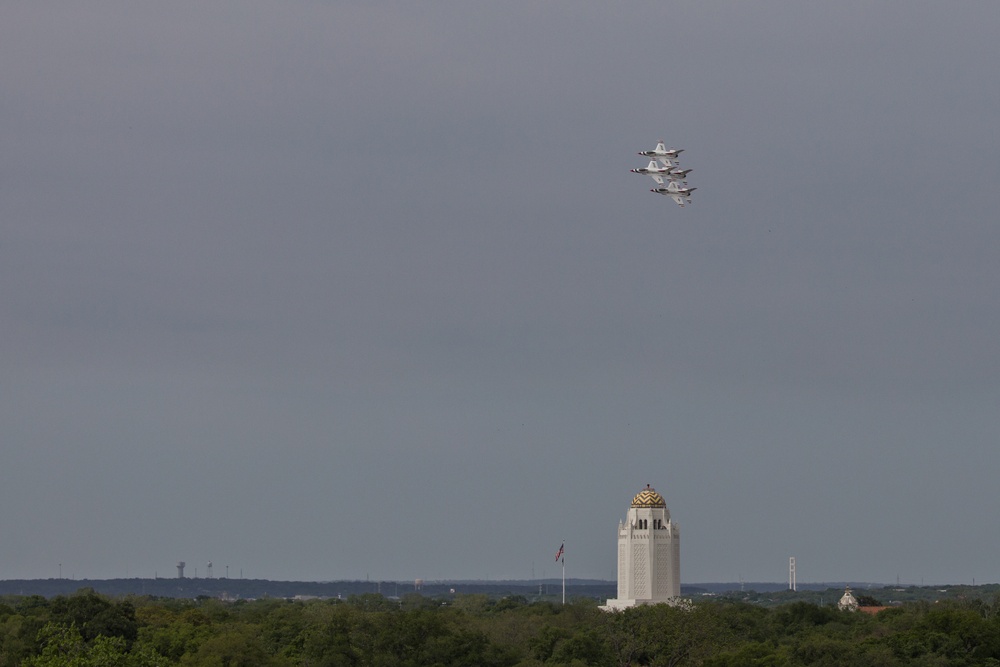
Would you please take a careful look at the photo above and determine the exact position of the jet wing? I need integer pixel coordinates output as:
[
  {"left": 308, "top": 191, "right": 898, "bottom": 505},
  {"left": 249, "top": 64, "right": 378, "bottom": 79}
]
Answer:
[{"left": 650, "top": 174, "right": 665, "bottom": 185}]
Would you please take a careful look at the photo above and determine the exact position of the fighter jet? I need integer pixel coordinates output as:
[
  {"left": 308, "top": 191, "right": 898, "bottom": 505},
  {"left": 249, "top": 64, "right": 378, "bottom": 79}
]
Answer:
[
  {"left": 638, "top": 140, "right": 684, "bottom": 165},
  {"left": 630, "top": 160, "right": 692, "bottom": 185},
  {"left": 650, "top": 181, "right": 697, "bottom": 207}
]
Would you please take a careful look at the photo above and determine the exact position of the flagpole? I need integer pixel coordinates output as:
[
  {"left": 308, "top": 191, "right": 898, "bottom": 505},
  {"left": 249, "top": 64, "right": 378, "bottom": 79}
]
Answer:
[{"left": 555, "top": 541, "right": 566, "bottom": 605}]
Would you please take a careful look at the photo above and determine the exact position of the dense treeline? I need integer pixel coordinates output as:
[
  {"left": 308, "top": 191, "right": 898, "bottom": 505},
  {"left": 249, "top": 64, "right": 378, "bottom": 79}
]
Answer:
[{"left": 4, "top": 589, "right": 1000, "bottom": 666}]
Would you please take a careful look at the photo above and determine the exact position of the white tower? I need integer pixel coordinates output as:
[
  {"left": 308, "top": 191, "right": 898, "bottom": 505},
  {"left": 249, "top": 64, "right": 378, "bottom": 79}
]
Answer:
[{"left": 602, "top": 484, "right": 680, "bottom": 611}]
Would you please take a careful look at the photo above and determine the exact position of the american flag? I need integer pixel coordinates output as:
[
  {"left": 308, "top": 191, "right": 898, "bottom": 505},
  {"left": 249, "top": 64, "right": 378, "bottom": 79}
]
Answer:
[{"left": 555, "top": 543, "right": 564, "bottom": 562}]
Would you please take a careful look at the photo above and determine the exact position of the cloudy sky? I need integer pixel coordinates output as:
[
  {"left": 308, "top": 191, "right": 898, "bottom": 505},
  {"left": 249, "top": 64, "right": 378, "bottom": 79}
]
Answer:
[{"left": 2, "top": 2, "right": 998, "bottom": 586}]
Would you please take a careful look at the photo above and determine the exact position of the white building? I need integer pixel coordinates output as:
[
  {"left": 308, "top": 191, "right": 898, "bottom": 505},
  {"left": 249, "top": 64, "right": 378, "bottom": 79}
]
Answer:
[
  {"left": 602, "top": 484, "right": 681, "bottom": 611},
  {"left": 838, "top": 587, "right": 859, "bottom": 612}
]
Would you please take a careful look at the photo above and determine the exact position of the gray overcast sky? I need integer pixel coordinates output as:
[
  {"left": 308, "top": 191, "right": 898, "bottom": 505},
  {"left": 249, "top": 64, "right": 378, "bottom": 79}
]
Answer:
[{"left": 2, "top": 2, "right": 999, "bottom": 585}]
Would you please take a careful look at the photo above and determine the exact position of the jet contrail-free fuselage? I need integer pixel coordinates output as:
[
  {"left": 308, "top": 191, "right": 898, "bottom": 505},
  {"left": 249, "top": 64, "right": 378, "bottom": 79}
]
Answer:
[
  {"left": 638, "top": 140, "right": 684, "bottom": 165},
  {"left": 650, "top": 181, "right": 696, "bottom": 207},
  {"left": 630, "top": 159, "right": 692, "bottom": 185}
]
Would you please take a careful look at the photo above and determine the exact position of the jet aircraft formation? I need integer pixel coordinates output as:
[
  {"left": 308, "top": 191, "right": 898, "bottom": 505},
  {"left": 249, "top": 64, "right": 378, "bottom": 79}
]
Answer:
[{"left": 632, "top": 140, "right": 696, "bottom": 207}]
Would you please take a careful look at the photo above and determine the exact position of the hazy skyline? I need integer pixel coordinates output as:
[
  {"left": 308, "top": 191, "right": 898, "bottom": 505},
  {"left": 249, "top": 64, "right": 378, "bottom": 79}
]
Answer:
[{"left": 2, "top": 2, "right": 999, "bottom": 585}]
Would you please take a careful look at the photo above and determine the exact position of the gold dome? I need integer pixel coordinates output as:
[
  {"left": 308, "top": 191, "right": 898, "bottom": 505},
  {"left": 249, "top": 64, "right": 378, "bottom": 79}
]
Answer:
[{"left": 631, "top": 485, "right": 666, "bottom": 508}]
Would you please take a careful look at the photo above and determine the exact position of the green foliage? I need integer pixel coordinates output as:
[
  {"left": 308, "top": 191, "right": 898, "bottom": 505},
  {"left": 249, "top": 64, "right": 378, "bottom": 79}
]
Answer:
[
  {"left": 22, "top": 622, "right": 170, "bottom": 667},
  {"left": 527, "top": 625, "right": 570, "bottom": 661},
  {"left": 856, "top": 594, "right": 883, "bottom": 607},
  {"left": 399, "top": 593, "right": 439, "bottom": 611},
  {"left": 550, "top": 628, "right": 609, "bottom": 665},
  {"left": 9, "top": 591, "right": 1000, "bottom": 666},
  {"left": 297, "top": 602, "right": 357, "bottom": 666},
  {"left": 0, "top": 608, "right": 46, "bottom": 665},
  {"left": 492, "top": 596, "right": 529, "bottom": 613},
  {"left": 48, "top": 590, "right": 138, "bottom": 645},
  {"left": 178, "top": 623, "right": 285, "bottom": 667},
  {"left": 345, "top": 593, "right": 397, "bottom": 612}
]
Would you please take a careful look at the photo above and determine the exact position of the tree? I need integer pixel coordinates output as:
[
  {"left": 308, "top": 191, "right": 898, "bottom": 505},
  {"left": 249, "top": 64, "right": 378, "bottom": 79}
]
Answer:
[
  {"left": 549, "top": 628, "right": 610, "bottom": 666},
  {"left": 178, "top": 623, "right": 287, "bottom": 667},
  {"left": 23, "top": 622, "right": 169, "bottom": 667},
  {"left": 527, "top": 625, "right": 570, "bottom": 662},
  {"left": 49, "top": 590, "right": 138, "bottom": 645},
  {"left": 298, "top": 603, "right": 358, "bottom": 667}
]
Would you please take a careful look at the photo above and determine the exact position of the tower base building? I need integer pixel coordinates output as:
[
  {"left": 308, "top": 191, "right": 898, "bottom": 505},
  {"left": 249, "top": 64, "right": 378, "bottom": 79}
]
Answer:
[{"left": 602, "top": 485, "right": 680, "bottom": 611}]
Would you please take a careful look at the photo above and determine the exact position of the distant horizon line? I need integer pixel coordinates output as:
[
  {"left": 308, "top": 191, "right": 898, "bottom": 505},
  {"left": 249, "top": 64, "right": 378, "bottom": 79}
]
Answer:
[{"left": 2, "top": 576, "right": 995, "bottom": 588}]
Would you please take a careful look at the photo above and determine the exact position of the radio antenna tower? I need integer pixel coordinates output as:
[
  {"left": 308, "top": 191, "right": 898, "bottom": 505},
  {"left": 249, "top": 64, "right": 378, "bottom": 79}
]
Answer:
[{"left": 789, "top": 557, "right": 796, "bottom": 591}]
